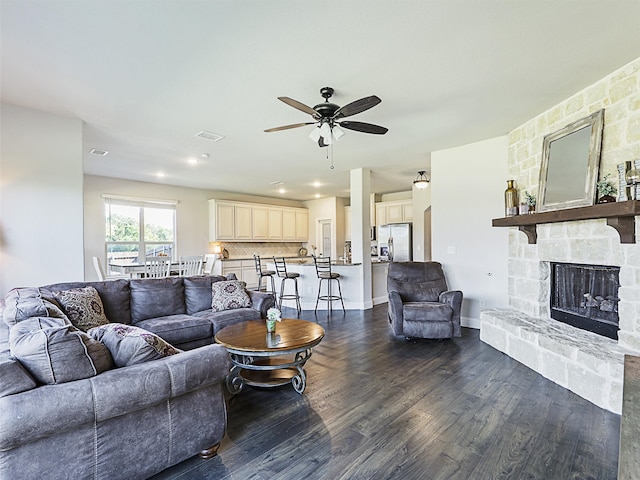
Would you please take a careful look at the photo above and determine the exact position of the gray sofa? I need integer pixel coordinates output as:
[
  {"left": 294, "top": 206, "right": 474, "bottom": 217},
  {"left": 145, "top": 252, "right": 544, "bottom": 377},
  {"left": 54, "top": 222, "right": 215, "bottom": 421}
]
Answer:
[{"left": 0, "top": 274, "right": 275, "bottom": 480}]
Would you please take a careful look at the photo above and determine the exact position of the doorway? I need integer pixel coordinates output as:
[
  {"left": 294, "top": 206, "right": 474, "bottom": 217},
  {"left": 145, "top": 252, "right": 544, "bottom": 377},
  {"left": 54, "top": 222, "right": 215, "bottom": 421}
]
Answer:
[{"left": 318, "top": 219, "right": 332, "bottom": 258}]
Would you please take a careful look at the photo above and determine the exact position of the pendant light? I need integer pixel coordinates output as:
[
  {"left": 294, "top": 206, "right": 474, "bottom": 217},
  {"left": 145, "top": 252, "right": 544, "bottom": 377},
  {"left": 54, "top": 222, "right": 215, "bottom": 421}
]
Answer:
[{"left": 413, "top": 171, "right": 430, "bottom": 189}]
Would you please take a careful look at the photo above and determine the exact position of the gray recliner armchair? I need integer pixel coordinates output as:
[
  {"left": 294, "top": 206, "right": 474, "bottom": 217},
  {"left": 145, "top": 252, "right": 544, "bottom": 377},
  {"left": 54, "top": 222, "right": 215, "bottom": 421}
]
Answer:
[{"left": 387, "top": 261, "right": 463, "bottom": 339}]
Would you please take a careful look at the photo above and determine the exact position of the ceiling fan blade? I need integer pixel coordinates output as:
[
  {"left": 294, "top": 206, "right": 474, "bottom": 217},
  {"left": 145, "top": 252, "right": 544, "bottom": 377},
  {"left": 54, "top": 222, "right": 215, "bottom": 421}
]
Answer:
[
  {"left": 278, "top": 97, "right": 318, "bottom": 117},
  {"left": 264, "top": 122, "right": 316, "bottom": 133},
  {"left": 338, "top": 121, "right": 388, "bottom": 135},
  {"left": 333, "top": 95, "right": 381, "bottom": 119}
]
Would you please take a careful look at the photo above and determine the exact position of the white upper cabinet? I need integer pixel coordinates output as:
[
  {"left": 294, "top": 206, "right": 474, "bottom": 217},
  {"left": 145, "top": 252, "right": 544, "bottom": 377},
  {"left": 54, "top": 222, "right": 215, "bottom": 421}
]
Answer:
[
  {"left": 267, "top": 207, "right": 283, "bottom": 240},
  {"left": 375, "top": 200, "right": 413, "bottom": 225},
  {"left": 252, "top": 206, "right": 268, "bottom": 240},
  {"left": 234, "top": 204, "right": 252, "bottom": 240},
  {"left": 209, "top": 201, "right": 235, "bottom": 240},
  {"left": 209, "top": 200, "right": 308, "bottom": 242}
]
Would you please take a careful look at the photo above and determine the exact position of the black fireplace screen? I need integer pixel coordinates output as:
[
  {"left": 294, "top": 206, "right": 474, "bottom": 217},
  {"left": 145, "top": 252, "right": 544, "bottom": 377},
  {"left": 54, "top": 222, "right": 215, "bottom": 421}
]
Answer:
[{"left": 550, "top": 262, "right": 620, "bottom": 340}]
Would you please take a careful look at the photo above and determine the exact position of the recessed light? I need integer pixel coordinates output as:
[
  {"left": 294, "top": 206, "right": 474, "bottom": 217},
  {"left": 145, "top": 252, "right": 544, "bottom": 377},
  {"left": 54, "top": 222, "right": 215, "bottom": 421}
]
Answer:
[
  {"left": 195, "top": 131, "right": 225, "bottom": 142},
  {"left": 156, "top": 172, "right": 166, "bottom": 178},
  {"left": 315, "top": 193, "right": 321, "bottom": 198},
  {"left": 90, "top": 148, "right": 109, "bottom": 156},
  {"left": 312, "top": 181, "right": 321, "bottom": 188},
  {"left": 188, "top": 158, "right": 198, "bottom": 165},
  {"left": 278, "top": 188, "right": 286, "bottom": 194}
]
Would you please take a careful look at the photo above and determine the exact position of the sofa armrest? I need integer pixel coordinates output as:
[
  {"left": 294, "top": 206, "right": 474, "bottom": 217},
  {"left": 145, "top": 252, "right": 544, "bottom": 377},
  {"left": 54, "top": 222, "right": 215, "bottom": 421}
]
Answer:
[
  {"left": 0, "top": 344, "right": 230, "bottom": 451},
  {"left": 248, "top": 290, "right": 276, "bottom": 318},
  {"left": 439, "top": 290, "right": 463, "bottom": 336},
  {"left": 387, "top": 291, "right": 404, "bottom": 336}
]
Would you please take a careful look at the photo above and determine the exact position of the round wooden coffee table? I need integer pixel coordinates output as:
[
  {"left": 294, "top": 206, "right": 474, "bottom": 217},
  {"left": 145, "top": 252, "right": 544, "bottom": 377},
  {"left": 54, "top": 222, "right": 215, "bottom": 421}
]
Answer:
[{"left": 214, "top": 319, "right": 325, "bottom": 394}]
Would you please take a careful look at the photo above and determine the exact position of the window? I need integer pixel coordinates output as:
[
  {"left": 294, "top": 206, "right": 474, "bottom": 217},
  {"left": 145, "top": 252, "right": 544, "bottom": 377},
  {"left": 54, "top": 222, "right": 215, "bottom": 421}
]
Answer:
[{"left": 104, "top": 196, "right": 176, "bottom": 267}]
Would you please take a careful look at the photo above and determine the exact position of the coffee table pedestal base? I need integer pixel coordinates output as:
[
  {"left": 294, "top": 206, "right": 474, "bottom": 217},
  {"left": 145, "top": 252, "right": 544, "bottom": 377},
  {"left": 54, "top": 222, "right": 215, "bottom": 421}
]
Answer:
[{"left": 226, "top": 351, "right": 310, "bottom": 394}]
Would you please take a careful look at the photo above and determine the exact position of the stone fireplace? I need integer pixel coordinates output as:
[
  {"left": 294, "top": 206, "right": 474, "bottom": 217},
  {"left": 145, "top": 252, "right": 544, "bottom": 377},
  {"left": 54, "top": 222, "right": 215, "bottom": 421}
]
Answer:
[
  {"left": 481, "top": 219, "right": 639, "bottom": 414},
  {"left": 480, "top": 58, "right": 640, "bottom": 414}
]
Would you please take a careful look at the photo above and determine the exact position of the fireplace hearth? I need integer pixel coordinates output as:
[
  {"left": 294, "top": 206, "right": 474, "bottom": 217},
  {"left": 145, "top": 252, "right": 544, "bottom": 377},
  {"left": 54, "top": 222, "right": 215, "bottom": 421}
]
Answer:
[{"left": 550, "top": 262, "right": 620, "bottom": 340}]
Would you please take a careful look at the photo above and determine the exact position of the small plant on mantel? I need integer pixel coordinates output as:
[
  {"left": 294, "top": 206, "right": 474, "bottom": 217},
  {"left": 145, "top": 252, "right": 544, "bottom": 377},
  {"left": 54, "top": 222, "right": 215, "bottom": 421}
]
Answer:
[
  {"left": 524, "top": 191, "right": 536, "bottom": 207},
  {"left": 596, "top": 173, "right": 617, "bottom": 203}
]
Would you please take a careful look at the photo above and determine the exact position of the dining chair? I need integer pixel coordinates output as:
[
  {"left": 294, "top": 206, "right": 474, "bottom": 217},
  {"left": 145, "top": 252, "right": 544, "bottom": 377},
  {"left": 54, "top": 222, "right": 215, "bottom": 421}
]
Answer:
[
  {"left": 179, "top": 255, "right": 204, "bottom": 276},
  {"left": 92, "top": 256, "right": 129, "bottom": 281},
  {"left": 144, "top": 256, "right": 172, "bottom": 278},
  {"left": 203, "top": 254, "right": 217, "bottom": 275}
]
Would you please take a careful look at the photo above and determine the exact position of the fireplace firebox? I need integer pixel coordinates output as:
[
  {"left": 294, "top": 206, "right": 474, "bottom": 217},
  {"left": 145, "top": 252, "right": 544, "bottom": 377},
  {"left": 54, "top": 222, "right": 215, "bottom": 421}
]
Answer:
[{"left": 550, "top": 262, "right": 620, "bottom": 340}]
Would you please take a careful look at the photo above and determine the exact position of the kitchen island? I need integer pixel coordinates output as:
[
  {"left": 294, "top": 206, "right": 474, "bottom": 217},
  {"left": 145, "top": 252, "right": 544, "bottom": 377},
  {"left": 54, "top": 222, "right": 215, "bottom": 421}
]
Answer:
[{"left": 265, "top": 259, "right": 364, "bottom": 310}]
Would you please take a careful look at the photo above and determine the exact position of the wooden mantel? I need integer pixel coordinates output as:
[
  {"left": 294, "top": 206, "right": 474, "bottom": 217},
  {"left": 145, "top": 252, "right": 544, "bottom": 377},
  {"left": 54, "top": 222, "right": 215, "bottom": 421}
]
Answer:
[{"left": 492, "top": 200, "right": 640, "bottom": 244}]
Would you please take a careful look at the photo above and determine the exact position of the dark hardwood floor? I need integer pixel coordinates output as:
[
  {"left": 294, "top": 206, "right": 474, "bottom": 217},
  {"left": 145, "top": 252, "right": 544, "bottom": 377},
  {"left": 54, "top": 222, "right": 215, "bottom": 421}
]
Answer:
[{"left": 151, "top": 304, "right": 620, "bottom": 480}]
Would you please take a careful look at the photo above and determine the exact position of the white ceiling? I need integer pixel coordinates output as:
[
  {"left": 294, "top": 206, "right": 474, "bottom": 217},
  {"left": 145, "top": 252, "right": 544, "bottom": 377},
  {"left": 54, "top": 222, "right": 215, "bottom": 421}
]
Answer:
[{"left": 2, "top": 1, "right": 639, "bottom": 201}]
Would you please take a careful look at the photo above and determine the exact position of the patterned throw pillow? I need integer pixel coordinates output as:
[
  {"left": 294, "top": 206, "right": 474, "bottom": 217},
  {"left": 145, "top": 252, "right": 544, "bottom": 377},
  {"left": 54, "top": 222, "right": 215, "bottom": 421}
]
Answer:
[
  {"left": 211, "top": 280, "right": 251, "bottom": 312},
  {"left": 53, "top": 286, "right": 110, "bottom": 332},
  {"left": 88, "top": 323, "right": 180, "bottom": 367}
]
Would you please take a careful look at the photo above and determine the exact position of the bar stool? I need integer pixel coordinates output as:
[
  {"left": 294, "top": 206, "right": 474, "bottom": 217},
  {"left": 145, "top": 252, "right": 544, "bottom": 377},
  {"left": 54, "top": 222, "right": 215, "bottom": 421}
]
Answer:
[
  {"left": 313, "top": 256, "right": 345, "bottom": 312},
  {"left": 253, "top": 254, "right": 276, "bottom": 295},
  {"left": 273, "top": 257, "right": 301, "bottom": 313}
]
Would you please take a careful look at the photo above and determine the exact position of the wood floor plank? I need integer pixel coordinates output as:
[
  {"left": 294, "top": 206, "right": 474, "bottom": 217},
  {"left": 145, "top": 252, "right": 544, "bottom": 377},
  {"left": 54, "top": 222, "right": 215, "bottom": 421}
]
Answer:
[{"left": 150, "top": 304, "right": 621, "bottom": 480}]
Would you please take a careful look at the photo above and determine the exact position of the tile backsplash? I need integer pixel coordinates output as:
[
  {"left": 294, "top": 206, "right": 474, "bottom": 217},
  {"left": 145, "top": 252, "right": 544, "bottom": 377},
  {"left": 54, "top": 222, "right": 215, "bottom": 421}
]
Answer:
[{"left": 219, "top": 242, "right": 305, "bottom": 259}]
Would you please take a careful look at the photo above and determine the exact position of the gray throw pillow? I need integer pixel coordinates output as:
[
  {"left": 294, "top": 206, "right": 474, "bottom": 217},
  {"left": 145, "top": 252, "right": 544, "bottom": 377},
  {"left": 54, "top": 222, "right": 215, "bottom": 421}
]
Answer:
[
  {"left": 52, "top": 286, "right": 110, "bottom": 332},
  {"left": 9, "top": 317, "right": 113, "bottom": 385},
  {"left": 88, "top": 323, "right": 180, "bottom": 367},
  {"left": 211, "top": 280, "right": 251, "bottom": 312},
  {"left": 3, "top": 287, "right": 68, "bottom": 327}
]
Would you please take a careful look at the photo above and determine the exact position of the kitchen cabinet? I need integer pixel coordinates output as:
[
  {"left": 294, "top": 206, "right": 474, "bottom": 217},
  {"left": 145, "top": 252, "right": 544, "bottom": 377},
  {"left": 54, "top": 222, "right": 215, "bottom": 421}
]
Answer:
[
  {"left": 209, "top": 199, "right": 308, "bottom": 242},
  {"left": 221, "top": 259, "right": 258, "bottom": 289},
  {"left": 252, "top": 206, "right": 268, "bottom": 240},
  {"left": 375, "top": 200, "right": 413, "bottom": 225},
  {"left": 234, "top": 204, "right": 252, "bottom": 240},
  {"left": 268, "top": 208, "right": 283, "bottom": 240},
  {"left": 209, "top": 201, "right": 235, "bottom": 240},
  {"left": 295, "top": 209, "right": 308, "bottom": 241},
  {"left": 282, "top": 209, "right": 295, "bottom": 240}
]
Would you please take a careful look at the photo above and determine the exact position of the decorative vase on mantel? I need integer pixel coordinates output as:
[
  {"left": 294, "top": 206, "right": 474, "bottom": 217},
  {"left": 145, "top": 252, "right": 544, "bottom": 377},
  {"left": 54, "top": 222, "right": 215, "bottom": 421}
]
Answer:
[{"left": 504, "top": 180, "right": 518, "bottom": 217}]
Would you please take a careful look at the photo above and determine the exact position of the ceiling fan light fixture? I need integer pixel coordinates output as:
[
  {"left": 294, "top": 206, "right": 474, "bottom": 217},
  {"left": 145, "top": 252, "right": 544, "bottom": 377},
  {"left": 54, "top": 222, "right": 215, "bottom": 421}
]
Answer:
[
  {"left": 332, "top": 125, "right": 345, "bottom": 141},
  {"left": 319, "top": 122, "right": 332, "bottom": 139},
  {"left": 413, "top": 171, "right": 430, "bottom": 189},
  {"left": 308, "top": 127, "right": 321, "bottom": 142}
]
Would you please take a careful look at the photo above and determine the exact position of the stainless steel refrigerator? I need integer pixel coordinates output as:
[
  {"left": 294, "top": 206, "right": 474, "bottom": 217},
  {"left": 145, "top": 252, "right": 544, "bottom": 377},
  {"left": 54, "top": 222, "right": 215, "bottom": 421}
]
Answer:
[{"left": 378, "top": 223, "right": 412, "bottom": 261}]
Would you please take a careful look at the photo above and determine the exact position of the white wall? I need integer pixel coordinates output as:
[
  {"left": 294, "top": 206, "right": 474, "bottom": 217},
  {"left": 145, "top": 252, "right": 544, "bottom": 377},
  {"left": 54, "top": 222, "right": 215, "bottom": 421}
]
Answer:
[
  {"left": 411, "top": 184, "right": 431, "bottom": 261},
  {"left": 0, "top": 103, "right": 85, "bottom": 295},
  {"left": 431, "top": 136, "right": 509, "bottom": 328}
]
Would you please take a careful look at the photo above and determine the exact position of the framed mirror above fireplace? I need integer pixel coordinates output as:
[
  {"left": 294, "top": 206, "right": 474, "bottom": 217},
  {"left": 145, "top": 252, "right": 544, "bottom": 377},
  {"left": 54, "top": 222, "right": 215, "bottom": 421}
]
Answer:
[{"left": 537, "top": 109, "right": 604, "bottom": 212}]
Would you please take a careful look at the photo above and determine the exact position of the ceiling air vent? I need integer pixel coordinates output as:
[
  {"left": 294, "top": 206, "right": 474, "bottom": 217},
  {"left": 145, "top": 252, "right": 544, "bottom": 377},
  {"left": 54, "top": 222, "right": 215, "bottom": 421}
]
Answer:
[
  {"left": 195, "top": 131, "right": 225, "bottom": 142},
  {"left": 90, "top": 148, "right": 109, "bottom": 156}
]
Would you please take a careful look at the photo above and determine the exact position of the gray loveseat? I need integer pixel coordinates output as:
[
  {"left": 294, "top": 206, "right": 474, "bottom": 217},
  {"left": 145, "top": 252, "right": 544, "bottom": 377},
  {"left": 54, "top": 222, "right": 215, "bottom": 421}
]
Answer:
[{"left": 0, "top": 274, "right": 275, "bottom": 480}]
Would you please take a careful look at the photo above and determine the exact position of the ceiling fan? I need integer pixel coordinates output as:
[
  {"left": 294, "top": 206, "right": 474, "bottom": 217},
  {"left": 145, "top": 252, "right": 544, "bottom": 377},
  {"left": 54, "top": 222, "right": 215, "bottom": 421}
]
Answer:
[{"left": 264, "top": 87, "right": 388, "bottom": 147}]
